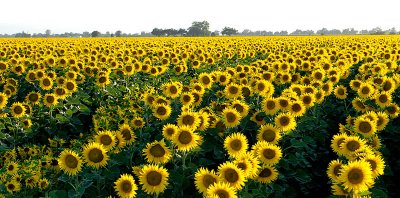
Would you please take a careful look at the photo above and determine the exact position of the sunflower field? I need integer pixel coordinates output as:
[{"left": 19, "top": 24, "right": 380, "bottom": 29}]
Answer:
[{"left": 0, "top": 36, "right": 399, "bottom": 198}]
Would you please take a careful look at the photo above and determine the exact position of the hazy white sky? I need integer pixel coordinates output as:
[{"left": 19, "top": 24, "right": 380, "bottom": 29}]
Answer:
[{"left": 0, "top": 0, "right": 399, "bottom": 34}]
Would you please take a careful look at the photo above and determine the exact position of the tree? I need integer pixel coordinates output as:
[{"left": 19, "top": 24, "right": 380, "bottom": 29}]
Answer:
[
  {"left": 187, "top": 21, "right": 210, "bottom": 36},
  {"left": 91, "top": 31, "right": 101, "bottom": 37},
  {"left": 115, "top": 30, "right": 122, "bottom": 37},
  {"left": 45, "top": 29, "right": 51, "bottom": 37},
  {"left": 221, "top": 27, "right": 238, "bottom": 36},
  {"left": 177, "top": 28, "right": 187, "bottom": 36},
  {"left": 151, "top": 28, "right": 164, "bottom": 36}
]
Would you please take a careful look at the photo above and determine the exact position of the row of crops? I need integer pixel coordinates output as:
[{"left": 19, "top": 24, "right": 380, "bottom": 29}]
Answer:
[{"left": 0, "top": 36, "right": 399, "bottom": 197}]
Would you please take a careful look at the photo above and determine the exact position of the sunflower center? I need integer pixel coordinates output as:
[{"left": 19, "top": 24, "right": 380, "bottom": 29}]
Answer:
[
  {"left": 150, "top": 144, "right": 166, "bottom": 157},
  {"left": 182, "top": 95, "right": 191, "bottom": 103},
  {"left": 215, "top": 189, "right": 230, "bottom": 198},
  {"left": 121, "top": 129, "right": 132, "bottom": 141},
  {"left": 182, "top": 115, "right": 195, "bottom": 126},
  {"left": 121, "top": 180, "right": 132, "bottom": 192},
  {"left": 230, "top": 139, "right": 242, "bottom": 151},
  {"left": 229, "top": 86, "right": 238, "bottom": 94},
  {"left": 262, "top": 129, "right": 276, "bottom": 142},
  {"left": 65, "top": 154, "right": 79, "bottom": 168},
  {"left": 266, "top": 101, "right": 275, "bottom": 110},
  {"left": 333, "top": 164, "right": 342, "bottom": 177},
  {"left": 242, "top": 87, "right": 250, "bottom": 97},
  {"left": 346, "top": 140, "right": 360, "bottom": 151},
  {"left": 46, "top": 96, "right": 55, "bottom": 103},
  {"left": 347, "top": 168, "right": 364, "bottom": 184},
  {"left": 178, "top": 131, "right": 193, "bottom": 144},
  {"left": 263, "top": 149, "right": 276, "bottom": 159},
  {"left": 14, "top": 106, "right": 23, "bottom": 114},
  {"left": 100, "top": 135, "right": 112, "bottom": 145},
  {"left": 88, "top": 148, "right": 104, "bottom": 163},
  {"left": 125, "top": 65, "right": 133, "bottom": 72},
  {"left": 226, "top": 112, "right": 237, "bottom": 123},
  {"left": 202, "top": 76, "right": 211, "bottom": 85},
  {"left": 156, "top": 107, "right": 167, "bottom": 115},
  {"left": 338, "top": 89, "right": 345, "bottom": 95},
  {"left": 224, "top": 168, "right": 239, "bottom": 183},
  {"left": 292, "top": 103, "right": 302, "bottom": 113},
  {"left": 259, "top": 168, "right": 272, "bottom": 178},
  {"left": 8, "top": 165, "right": 14, "bottom": 171},
  {"left": 219, "top": 75, "right": 226, "bottom": 82},
  {"left": 66, "top": 82, "right": 75, "bottom": 90},
  {"left": 279, "top": 116, "right": 290, "bottom": 126},
  {"left": 379, "top": 95, "right": 388, "bottom": 103},
  {"left": 358, "top": 121, "right": 372, "bottom": 133},
  {"left": 233, "top": 104, "right": 244, "bottom": 114},
  {"left": 169, "top": 86, "right": 178, "bottom": 94},
  {"left": 99, "top": 76, "right": 107, "bottom": 83},
  {"left": 43, "top": 78, "right": 51, "bottom": 86},
  {"left": 279, "top": 100, "right": 289, "bottom": 108},
  {"left": 29, "top": 94, "right": 39, "bottom": 102},
  {"left": 202, "top": 175, "right": 217, "bottom": 189},
  {"left": 166, "top": 128, "right": 175, "bottom": 136},
  {"left": 237, "top": 162, "right": 247, "bottom": 171},
  {"left": 8, "top": 184, "right": 15, "bottom": 190},
  {"left": 146, "top": 171, "right": 162, "bottom": 186},
  {"left": 303, "top": 96, "right": 311, "bottom": 104},
  {"left": 134, "top": 120, "right": 143, "bottom": 127},
  {"left": 361, "top": 87, "right": 370, "bottom": 94}
]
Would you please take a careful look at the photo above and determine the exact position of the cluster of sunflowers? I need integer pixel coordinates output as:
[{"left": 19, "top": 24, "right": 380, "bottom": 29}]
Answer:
[{"left": 0, "top": 36, "right": 399, "bottom": 198}]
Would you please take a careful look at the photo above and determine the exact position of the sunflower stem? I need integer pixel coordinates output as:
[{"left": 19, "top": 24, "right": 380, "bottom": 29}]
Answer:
[{"left": 182, "top": 152, "right": 187, "bottom": 169}]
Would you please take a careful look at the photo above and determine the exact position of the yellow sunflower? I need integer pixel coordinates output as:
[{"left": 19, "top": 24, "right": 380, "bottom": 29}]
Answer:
[
  {"left": 162, "top": 124, "right": 178, "bottom": 140},
  {"left": 143, "top": 139, "right": 172, "bottom": 164},
  {"left": 327, "top": 159, "right": 343, "bottom": 183},
  {"left": 374, "top": 91, "right": 392, "bottom": 108},
  {"left": 177, "top": 111, "right": 201, "bottom": 130},
  {"left": 376, "top": 111, "right": 389, "bottom": 131},
  {"left": 206, "top": 182, "right": 237, "bottom": 198},
  {"left": 274, "top": 113, "right": 296, "bottom": 132},
  {"left": 231, "top": 100, "right": 249, "bottom": 117},
  {"left": 253, "top": 141, "right": 282, "bottom": 166},
  {"left": 139, "top": 164, "right": 169, "bottom": 195},
  {"left": 171, "top": 126, "right": 201, "bottom": 152},
  {"left": 83, "top": 142, "right": 109, "bottom": 169},
  {"left": 58, "top": 149, "right": 83, "bottom": 176},
  {"left": 114, "top": 173, "right": 138, "bottom": 198},
  {"left": 357, "top": 83, "right": 375, "bottom": 99},
  {"left": 339, "top": 160, "right": 374, "bottom": 193},
  {"left": 362, "top": 154, "right": 385, "bottom": 178},
  {"left": 334, "top": 85, "right": 348, "bottom": 100},
  {"left": 43, "top": 94, "right": 59, "bottom": 107},
  {"left": 224, "top": 83, "right": 242, "bottom": 99},
  {"left": 254, "top": 165, "right": 278, "bottom": 184},
  {"left": 331, "top": 133, "right": 349, "bottom": 154},
  {"left": 180, "top": 92, "right": 194, "bottom": 106},
  {"left": 25, "top": 92, "right": 41, "bottom": 105},
  {"left": 6, "top": 161, "right": 19, "bottom": 175},
  {"left": 221, "top": 107, "right": 242, "bottom": 128},
  {"left": 39, "top": 76, "right": 53, "bottom": 90},
  {"left": 0, "top": 92, "right": 8, "bottom": 109},
  {"left": 194, "top": 167, "right": 219, "bottom": 194},
  {"left": 10, "top": 102, "right": 26, "bottom": 118},
  {"left": 118, "top": 124, "right": 136, "bottom": 145},
  {"left": 289, "top": 101, "right": 306, "bottom": 117},
  {"left": 131, "top": 117, "right": 145, "bottom": 129},
  {"left": 95, "top": 130, "right": 116, "bottom": 151},
  {"left": 257, "top": 124, "right": 281, "bottom": 145},
  {"left": 339, "top": 136, "right": 366, "bottom": 157},
  {"left": 198, "top": 112, "right": 210, "bottom": 131},
  {"left": 6, "top": 180, "right": 21, "bottom": 194},
  {"left": 223, "top": 132, "right": 249, "bottom": 158},
  {"left": 152, "top": 104, "right": 172, "bottom": 120},
  {"left": 262, "top": 97, "right": 280, "bottom": 115},
  {"left": 198, "top": 73, "right": 213, "bottom": 89},
  {"left": 353, "top": 117, "right": 377, "bottom": 137},
  {"left": 38, "top": 178, "right": 50, "bottom": 190},
  {"left": 217, "top": 162, "right": 246, "bottom": 190}
]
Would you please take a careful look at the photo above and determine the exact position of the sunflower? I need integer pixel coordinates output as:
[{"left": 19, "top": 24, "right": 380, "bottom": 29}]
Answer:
[
  {"left": 352, "top": 97, "right": 367, "bottom": 113},
  {"left": 253, "top": 141, "right": 282, "bottom": 166},
  {"left": 180, "top": 92, "right": 194, "bottom": 106},
  {"left": 64, "top": 79, "right": 78, "bottom": 93},
  {"left": 191, "top": 82, "right": 206, "bottom": 95},
  {"left": 177, "top": 111, "right": 201, "bottom": 130},
  {"left": 274, "top": 113, "right": 296, "bottom": 132},
  {"left": 118, "top": 124, "right": 136, "bottom": 145},
  {"left": 162, "top": 124, "right": 178, "bottom": 140},
  {"left": 288, "top": 100, "right": 306, "bottom": 117},
  {"left": 206, "top": 182, "right": 237, "bottom": 198},
  {"left": 339, "top": 160, "right": 374, "bottom": 193},
  {"left": 217, "top": 162, "right": 246, "bottom": 190},
  {"left": 163, "top": 82, "right": 182, "bottom": 98},
  {"left": 277, "top": 97, "right": 290, "bottom": 111},
  {"left": 198, "top": 73, "right": 213, "bottom": 89},
  {"left": 152, "top": 104, "right": 172, "bottom": 120},
  {"left": 172, "top": 126, "right": 201, "bottom": 152},
  {"left": 386, "top": 103, "right": 400, "bottom": 118},
  {"left": 376, "top": 111, "right": 389, "bottom": 131},
  {"left": 331, "top": 184, "right": 349, "bottom": 196},
  {"left": 6, "top": 180, "right": 21, "bottom": 194},
  {"left": 6, "top": 161, "right": 19, "bottom": 175},
  {"left": 96, "top": 74, "right": 110, "bottom": 88},
  {"left": 198, "top": 112, "right": 210, "bottom": 131},
  {"left": 224, "top": 132, "right": 248, "bottom": 158},
  {"left": 339, "top": 136, "right": 366, "bottom": 157},
  {"left": 327, "top": 159, "right": 343, "bottom": 183},
  {"left": 83, "top": 142, "right": 109, "bottom": 169},
  {"left": 358, "top": 154, "right": 383, "bottom": 179},
  {"left": 218, "top": 72, "right": 231, "bottom": 86},
  {"left": 353, "top": 117, "right": 376, "bottom": 137},
  {"left": 25, "top": 92, "right": 41, "bottom": 105},
  {"left": 10, "top": 102, "right": 26, "bottom": 118},
  {"left": 38, "top": 178, "right": 50, "bottom": 190},
  {"left": 231, "top": 100, "right": 249, "bottom": 117},
  {"left": 43, "top": 94, "right": 59, "bottom": 107},
  {"left": 114, "top": 174, "right": 138, "bottom": 198},
  {"left": 95, "top": 130, "right": 116, "bottom": 151},
  {"left": 131, "top": 117, "right": 145, "bottom": 129},
  {"left": 222, "top": 107, "right": 242, "bottom": 128},
  {"left": 374, "top": 91, "right": 392, "bottom": 108},
  {"left": 194, "top": 167, "right": 219, "bottom": 194},
  {"left": 143, "top": 139, "right": 172, "bottom": 164},
  {"left": 0, "top": 92, "right": 8, "bottom": 109},
  {"left": 54, "top": 87, "right": 68, "bottom": 99},
  {"left": 357, "top": 83, "right": 375, "bottom": 99},
  {"left": 334, "top": 85, "right": 348, "bottom": 100},
  {"left": 255, "top": 165, "right": 278, "bottom": 184},
  {"left": 257, "top": 124, "right": 281, "bottom": 145},
  {"left": 250, "top": 111, "right": 266, "bottom": 126},
  {"left": 254, "top": 80, "right": 274, "bottom": 96},
  {"left": 39, "top": 76, "right": 53, "bottom": 91},
  {"left": 300, "top": 93, "right": 315, "bottom": 108},
  {"left": 58, "top": 149, "right": 82, "bottom": 176},
  {"left": 224, "top": 83, "right": 242, "bottom": 99},
  {"left": 25, "top": 175, "right": 39, "bottom": 189},
  {"left": 262, "top": 97, "right": 280, "bottom": 115},
  {"left": 139, "top": 164, "right": 169, "bottom": 195}
]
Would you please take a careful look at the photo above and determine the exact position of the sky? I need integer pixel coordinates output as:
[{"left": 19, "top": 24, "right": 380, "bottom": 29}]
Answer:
[{"left": 0, "top": 0, "right": 399, "bottom": 34}]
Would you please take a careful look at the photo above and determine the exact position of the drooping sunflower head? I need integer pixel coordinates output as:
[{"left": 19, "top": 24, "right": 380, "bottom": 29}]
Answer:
[{"left": 0, "top": 92, "right": 8, "bottom": 109}]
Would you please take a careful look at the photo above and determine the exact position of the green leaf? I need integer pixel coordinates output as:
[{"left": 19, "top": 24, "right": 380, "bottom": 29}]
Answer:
[
  {"left": 49, "top": 190, "right": 67, "bottom": 198},
  {"left": 56, "top": 114, "right": 69, "bottom": 123}
]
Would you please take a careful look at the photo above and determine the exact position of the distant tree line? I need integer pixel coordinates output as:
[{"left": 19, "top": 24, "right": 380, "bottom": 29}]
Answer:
[{"left": 0, "top": 24, "right": 398, "bottom": 38}]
